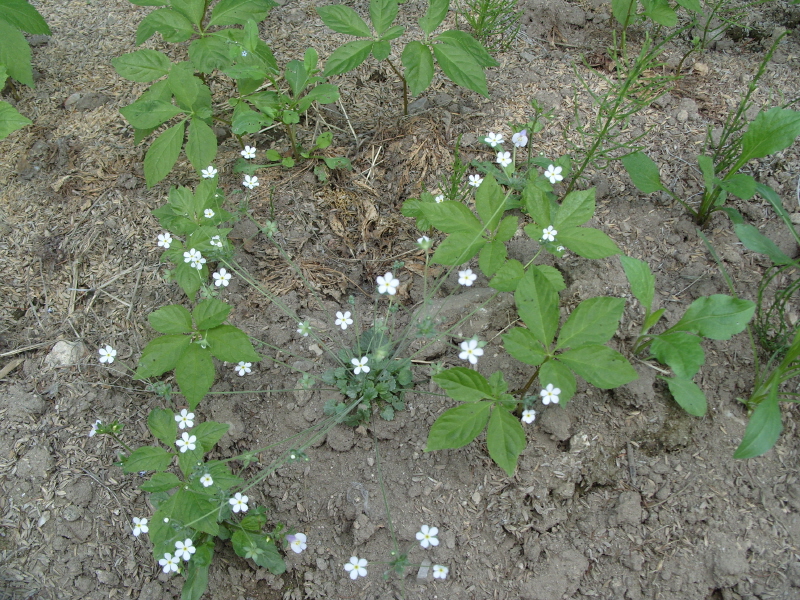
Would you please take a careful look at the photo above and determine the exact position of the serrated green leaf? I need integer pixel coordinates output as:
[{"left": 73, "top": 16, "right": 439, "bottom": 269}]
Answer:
[
  {"left": 168, "top": 64, "right": 200, "bottom": 110},
  {"left": 650, "top": 331, "right": 705, "bottom": 378},
  {"left": 193, "top": 298, "right": 231, "bottom": 330},
  {"left": 192, "top": 421, "right": 230, "bottom": 452},
  {"left": 402, "top": 41, "right": 434, "bottom": 96},
  {"left": 425, "top": 401, "right": 492, "bottom": 450},
  {"left": 419, "top": 201, "right": 483, "bottom": 235},
  {"left": 433, "top": 367, "right": 493, "bottom": 402},
  {"left": 175, "top": 343, "right": 215, "bottom": 409},
  {"left": 231, "top": 103, "right": 270, "bottom": 134},
  {"left": 174, "top": 261, "right": 205, "bottom": 299},
  {"left": 674, "top": 0, "right": 702, "bottom": 12},
  {"left": 148, "top": 408, "right": 178, "bottom": 447},
  {"left": 554, "top": 188, "right": 595, "bottom": 229},
  {"left": 206, "top": 325, "right": 260, "bottom": 363},
  {"left": 489, "top": 259, "right": 524, "bottom": 292},
  {"left": 171, "top": 0, "right": 205, "bottom": 26},
  {"left": 478, "top": 241, "right": 506, "bottom": 276},
  {"left": 123, "top": 446, "right": 173, "bottom": 473},
  {"left": 172, "top": 487, "right": 219, "bottom": 535},
  {"left": 734, "top": 384, "right": 782, "bottom": 459},
  {"left": 669, "top": 295, "right": 755, "bottom": 340},
  {"left": 149, "top": 305, "right": 193, "bottom": 334},
  {"left": 189, "top": 36, "right": 232, "bottom": 73},
  {"left": 556, "top": 296, "right": 625, "bottom": 350},
  {"left": 186, "top": 118, "right": 217, "bottom": 172},
  {"left": 503, "top": 327, "right": 547, "bottom": 365},
  {"left": 135, "top": 334, "right": 192, "bottom": 379},
  {"left": 662, "top": 376, "right": 707, "bottom": 416},
  {"left": 0, "top": 20, "right": 33, "bottom": 86},
  {"left": 643, "top": 0, "right": 677, "bottom": 26},
  {"left": 557, "top": 345, "right": 637, "bottom": 389},
  {"left": 140, "top": 471, "right": 181, "bottom": 493},
  {"left": 285, "top": 59, "right": 308, "bottom": 98},
  {"left": 430, "top": 232, "right": 486, "bottom": 265},
  {"left": 557, "top": 226, "right": 620, "bottom": 259},
  {"left": 419, "top": 0, "right": 450, "bottom": 35},
  {"left": 0, "top": 101, "right": 31, "bottom": 138},
  {"left": 0, "top": 0, "right": 50, "bottom": 34},
  {"left": 486, "top": 407, "right": 526, "bottom": 476},
  {"left": 432, "top": 40, "right": 489, "bottom": 97},
  {"left": 316, "top": 5, "right": 372, "bottom": 36},
  {"left": 209, "top": 0, "right": 276, "bottom": 26},
  {"left": 475, "top": 174, "right": 504, "bottom": 230},
  {"left": 621, "top": 152, "right": 665, "bottom": 194},
  {"left": 534, "top": 265, "right": 566, "bottom": 292},
  {"left": 303, "top": 83, "right": 340, "bottom": 105},
  {"left": 231, "top": 530, "right": 285, "bottom": 573},
  {"left": 434, "top": 30, "right": 497, "bottom": 67},
  {"left": 515, "top": 266, "right": 559, "bottom": 347},
  {"left": 369, "top": 0, "right": 398, "bottom": 35},
  {"left": 136, "top": 8, "right": 194, "bottom": 45},
  {"left": 323, "top": 39, "right": 373, "bottom": 76},
  {"left": 495, "top": 215, "right": 517, "bottom": 242},
  {"left": 144, "top": 120, "right": 185, "bottom": 188},
  {"left": 120, "top": 99, "right": 182, "bottom": 129},
  {"left": 611, "top": 0, "right": 636, "bottom": 25},
  {"left": 539, "top": 359, "right": 576, "bottom": 403},
  {"left": 620, "top": 255, "right": 655, "bottom": 311}
]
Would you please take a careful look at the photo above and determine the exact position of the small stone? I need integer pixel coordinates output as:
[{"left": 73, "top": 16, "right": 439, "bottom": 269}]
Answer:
[
  {"left": 408, "top": 97, "right": 429, "bottom": 113},
  {"left": 62, "top": 505, "right": 82, "bottom": 522},
  {"left": 676, "top": 109, "right": 689, "bottom": 123},
  {"left": 45, "top": 340, "right": 86, "bottom": 368},
  {"left": 76, "top": 92, "right": 110, "bottom": 111},
  {"left": 616, "top": 491, "right": 643, "bottom": 526},
  {"left": 539, "top": 407, "right": 571, "bottom": 441}
]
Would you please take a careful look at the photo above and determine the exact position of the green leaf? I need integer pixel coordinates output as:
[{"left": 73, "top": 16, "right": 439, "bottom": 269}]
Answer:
[
  {"left": 0, "top": 20, "right": 32, "bottom": 86},
  {"left": 168, "top": 64, "right": 201, "bottom": 110},
  {"left": 171, "top": 0, "right": 206, "bottom": 26},
  {"left": 619, "top": 255, "right": 655, "bottom": 311},
  {"left": 557, "top": 226, "right": 620, "bottom": 259},
  {"left": 554, "top": 188, "right": 595, "bottom": 229},
  {"left": 503, "top": 327, "right": 548, "bottom": 366},
  {"left": 475, "top": 174, "right": 504, "bottom": 230},
  {"left": 303, "top": 83, "right": 340, "bottom": 105},
  {"left": 285, "top": 60, "right": 308, "bottom": 98},
  {"left": 734, "top": 385, "right": 782, "bottom": 459},
  {"left": 419, "top": 201, "right": 483, "bottom": 235},
  {"left": 209, "top": 0, "right": 276, "bottom": 26},
  {"left": 144, "top": 120, "right": 185, "bottom": 188},
  {"left": 193, "top": 298, "right": 231, "bottom": 330},
  {"left": 149, "top": 305, "right": 193, "bottom": 334},
  {"left": 316, "top": 5, "right": 372, "bottom": 36},
  {"left": 323, "top": 39, "right": 374, "bottom": 76},
  {"left": 643, "top": 0, "right": 677, "bottom": 27},
  {"left": 231, "top": 103, "right": 270, "bottom": 134},
  {"left": 495, "top": 215, "right": 517, "bottom": 242},
  {"left": 182, "top": 560, "right": 210, "bottom": 600},
  {"left": 120, "top": 99, "right": 182, "bottom": 129},
  {"left": 433, "top": 367, "right": 493, "bottom": 402},
  {"left": 719, "top": 173, "right": 756, "bottom": 200},
  {"left": 434, "top": 30, "right": 497, "bottom": 67},
  {"left": 0, "top": 0, "right": 50, "bottom": 34},
  {"left": 556, "top": 297, "right": 625, "bottom": 350},
  {"left": 135, "top": 334, "right": 192, "bottom": 379},
  {"left": 231, "top": 531, "right": 286, "bottom": 573},
  {"left": 432, "top": 40, "right": 489, "bottom": 97},
  {"left": 557, "top": 345, "right": 638, "bottom": 389},
  {"left": 401, "top": 41, "right": 434, "bottom": 97},
  {"left": 419, "top": 0, "right": 450, "bottom": 35},
  {"left": 486, "top": 407, "right": 526, "bottom": 476},
  {"left": 369, "top": 0, "right": 398, "bottom": 35},
  {"left": 642, "top": 308, "right": 665, "bottom": 333},
  {"left": 662, "top": 376, "right": 707, "bottom": 416},
  {"left": 206, "top": 324, "right": 261, "bottom": 363},
  {"left": 136, "top": 9, "right": 194, "bottom": 45},
  {"left": 189, "top": 36, "right": 232, "bottom": 73},
  {"left": 174, "top": 261, "right": 205, "bottom": 299},
  {"left": 739, "top": 108, "right": 800, "bottom": 164},
  {"left": 674, "top": 0, "right": 702, "bottom": 12},
  {"left": 140, "top": 472, "right": 181, "bottom": 493},
  {"left": 621, "top": 152, "right": 666, "bottom": 194},
  {"left": 425, "top": 401, "right": 492, "bottom": 450},
  {"left": 172, "top": 487, "right": 219, "bottom": 535},
  {"left": 175, "top": 343, "right": 215, "bottom": 409},
  {"left": 0, "top": 101, "right": 31, "bottom": 139},
  {"left": 205, "top": 461, "right": 244, "bottom": 490},
  {"left": 148, "top": 408, "right": 178, "bottom": 447},
  {"left": 380, "top": 24, "right": 404, "bottom": 40},
  {"left": 186, "top": 118, "right": 217, "bottom": 172},
  {"left": 489, "top": 259, "right": 524, "bottom": 292},
  {"left": 650, "top": 331, "right": 705, "bottom": 378},
  {"left": 123, "top": 446, "right": 173, "bottom": 473},
  {"left": 430, "top": 232, "right": 486, "bottom": 265},
  {"left": 669, "top": 295, "right": 755, "bottom": 340},
  {"left": 535, "top": 265, "right": 566, "bottom": 292},
  {"left": 515, "top": 267, "right": 559, "bottom": 347},
  {"left": 522, "top": 181, "right": 552, "bottom": 227},
  {"left": 192, "top": 421, "right": 230, "bottom": 452},
  {"left": 697, "top": 155, "right": 715, "bottom": 192},
  {"left": 611, "top": 0, "right": 636, "bottom": 25},
  {"left": 732, "top": 223, "right": 792, "bottom": 265},
  {"left": 539, "top": 359, "right": 576, "bottom": 403}
]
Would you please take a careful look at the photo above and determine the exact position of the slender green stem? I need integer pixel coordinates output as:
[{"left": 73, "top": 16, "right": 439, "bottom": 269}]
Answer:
[{"left": 385, "top": 58, "right": 408, "bottom": 116}]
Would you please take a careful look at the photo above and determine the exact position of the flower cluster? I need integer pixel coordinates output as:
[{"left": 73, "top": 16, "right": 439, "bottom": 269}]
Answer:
[{"left": 183, "top": 248, "right": 206, "bottom": 270}]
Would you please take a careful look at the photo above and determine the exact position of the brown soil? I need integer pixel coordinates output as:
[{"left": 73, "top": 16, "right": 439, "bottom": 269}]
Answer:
[{"left": 2, "top": 1, "right": 800, "bottom": 599}]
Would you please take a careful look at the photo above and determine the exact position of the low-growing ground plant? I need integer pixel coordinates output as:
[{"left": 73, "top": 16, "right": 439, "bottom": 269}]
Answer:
[{"left": 454, "top": 0, "right": 521, "bottom": 52}]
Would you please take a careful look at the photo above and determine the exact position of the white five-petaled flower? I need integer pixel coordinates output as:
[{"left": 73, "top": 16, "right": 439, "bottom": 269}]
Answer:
[
  {"left": 459, "top": 339, "right": 484, "bottom": 365},
  {"left": 485, "top": 132, "right": 504, "bottom": 147},
  {"left": 432, "top": 564, "right": 449, "bottom": 580},
  {"left": 204, "top": 208, "right": 215, "bottom": 219},
  {"left": 434, "top": 194, "right": 444, "bottom": 203},
  {"left": 512, "top": 130, "right": 528, "bottom": 148},
  {"left": 201, "top": 166, "right": 217, "bottom": 179},
  {"left": 157, "top": 232, "right": 172, "bottom": 249},
  {"left": 496, "top": 151, "right": 512, "bottom": 169},
  {"left": 351, "top": 356, "right": 370, "bottom": 375},
  {"left": 376, "top": 272, "right": 400, "bottom": 295},
  {"left": 297, "top": 321, "right": 311, "bottom": 337},
  {"left": 98, "top": 345, "right": 116, "bottom": 364},
  {"left": 132, "top": 517, "right": 149, "bottom": 537},
  {"left": 229, "top": 492, "right": 249, "bottom": 513},
  {"left": 344, "top": 556, "right": 368, "bottom": 580},
  {"left": 241, "top": 49, "right": 248, "bottom": 57},
  {"left": 89, "top": 419, "right": 102, "bottom": 437},
  {"left": 210, "top": 235, "right": 223, "bottom": 248},
  {"left": 213, "top": 268, "right": 232, "bottom": 287},
  {"left": 468, "top": 174, "right": 484, "bottom": 188},
  {"left": 556, "top": 245, "right": 565, "bottom": 253},
  {"left": 191, "top": 255, "right": 206, "bottom": 270},
  {"left": 174, "top": 538, "right": 196, "bottom": 562},
  {"left": 200, "top": 473, "right": 214, "bottom": 487},
  {"left": 184, "top": 248, "right": 201, "bottom": 263},
  {"left": 458, "top": 268, "right": 477, "bottom": 286},
  {"left": 176, "top": 432, "right": 197, "bottom": 453},
  {"left": 241, "top": 145, "right": 256, "bottom": 159},
  {"left": 287, "top": 533, "right": 307, "bottom": 554},
  {"left": 175, "top": 409, "right": 194, "bottom": 429},
  {"left": 235, "top": 361, "right": 252, "bottom": 376},
  {"left": 335, "top": 311, "right": 353, "bottom": 330},
  {"left": 540, "top": 383, "right": 561, "bottom": 405},
  {"left": 416, "top": 525, "right": 439, "bottom": 549},
  {"left": 417, "top": 235, "right": 432, "bottom": 250},
  {"left": 521, "top": 409, "right": 537, "bottom": 424},
  {"left": 542, "top": 225, "right": 557, "bottom": 242},
  {"left": 243, "top": 175, "right": 259, "bottom": 189},
  {"left": 159, "top": 552, "right": 180, "bottom": 573},
  {"left": 544, "top": 164, "right": 563, "bottom": 184}
]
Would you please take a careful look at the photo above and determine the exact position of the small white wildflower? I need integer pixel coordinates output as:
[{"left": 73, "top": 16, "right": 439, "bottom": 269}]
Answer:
[
  {"left": 335, "top": 311, "right": 353, "bottom": 330},
  {"left": 376, "top": 271, "right": 400, "bottom": 295},
  {"left": 542, "top": 225, "right": 557, "bottom": 242},
  {"left": 434, "top": 194, "right": 444, "bottom": 203},
  {"left": 540, "top": 383, "right": 561, "bottom": 405},
  {"left": 213, "top": 268, "right": 231, "bottom": 287},
  {"left": 521, "top": 409, "right": 537, "bottom": 424},
  {"left": 241, "top": 145, "right": 256, "bottom": 159},
  {"left": 132, "top": 517, "right": 149, "bottom": 537},
  {"left": 235, "top": 361, "right": 252, "bottom": 376},
  {"left": 432, "top": 564, "right": 449, "bottom": 580},
  {"left": 157, "top": 232, "right": 172, "bottom": 249},
  {"left": 556, "top": 245, "right": 565, "bottom": 252},
  {"left": 351, "top": 356, "right": 370, "bottom": 375},
  {"left": 458, "top": 268, "right": 477, "bottom": 287},
  {"left": 175, "top": 432, "right": 197, "bottom": 453},
  {"left": 174, "top": 538, "right": 196, "bottom": 562},
  {"left": 184, "top": 248, "right": 201, "bottom": 263},
  {"left": 512, "top": 130, "right": 528, "bottom": 148},
  {"left": 241, "top": 49, "right": 248, "bottom": 57},
  {"left": 200, "top": 473, "right": 214, "bottom": 488},
  {"left": 544, "top": 164, "right": 563, "bottom": 184},
  {"left": 229, "top": 492, "right": 249, "bottom": 513},
  {"left": 98, "top": 345, "right": 116, "bottom": 364},
  {"left": 416, "top": 524, "right": 439, "bottom": 549},
  {"left": 204, "top": 208, "right": 215, "bottom": 219},
  {"left": 485, "top": 132, "right": 504, "bottom": 147},
  {"left": 175, "top": 409, "right": 194, "bottom": 429},
  {"left": 344, "top": 556, "right": 368, "bottom": 580},
  {"left": 89, "top": 419, "right": 102, "bottom": 437},
  {"left": 159, "top": 552, "right": 180, "bottom": 574},
  {"left": 288, "top": 533, "right": 307, "bottom": 554},
  {"left": 201, "top": 166, "right": 217, "bottom": 179},
  {"left": 191, "top": 254, "right": 206, "bottom": 270},
  {"left": 417, "top": 235, "right": 432, "bottom": 250},
  {"left": 210, "top": 235, "right": 223, "bottom": 248},
  {"left": 496, "top": 151, "right": 512, "bottom": 169},
  {"left": 459, "top": 339, "right": 483, "bottom": 365},
  {"left": 243, "top": 175, "right": 259, "bottom": 189},
  {"left": 297, "top": 321, "right": 311, "bottom": 337},
  {"left": 468, "top": 174, "right": 484, "bottom": 188}
]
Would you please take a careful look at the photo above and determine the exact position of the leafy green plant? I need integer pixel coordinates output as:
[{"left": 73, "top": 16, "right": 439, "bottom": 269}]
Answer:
[
  {"left": 0, "top": 0, "right": 51, "bottom": 139},
  {"left": 317, "top": 0, "right": 497, "bottom": 115},
  {"left": 621, "top": 254, "right": 755, "bottom": 416},
  {"left": 611, "top": 0, "right": 701, "bottom": 29},
  {"left": 455, "top": 0, "right": 521, "bottom": 52}
]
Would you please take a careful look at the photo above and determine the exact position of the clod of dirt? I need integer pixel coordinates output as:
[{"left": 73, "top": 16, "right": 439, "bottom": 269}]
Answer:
[
  {"left": 44, "top": 340, "right": 86, "bottom": 368},
  {"left": 16, "top": 445, "right": 54, "bottom": 481},
  {"left": 519, "top": 546, "right": 588, "bottom": 600},
  {"left": 708, "top": 531, "right": 749, "bottom": 585},
  {"left": 326, "top": 425, "right": 354, "bottom": 451},
  {"left": 74, "top": 92, "right": 110, "bottom": 111},
  {"left": 351, "top": 513, "right": 377, "bottom": 545},
  {"left": 539, "top": 406, "right": 572, "bottom": 441},
  {"left": 612, "top": 364, "right": 656, "bottom": 408},
  {"left": 656, "top": 414, "right": 693, "bottom": 451},
  {"left": 613, "top": 491, "right": 643, "bottom": 526},
  {"left": 62, "top": 478, "right": 94, "bottom": 508},
  {"left": 1, "top": 385, "right": 46, "bottom": 421}
]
